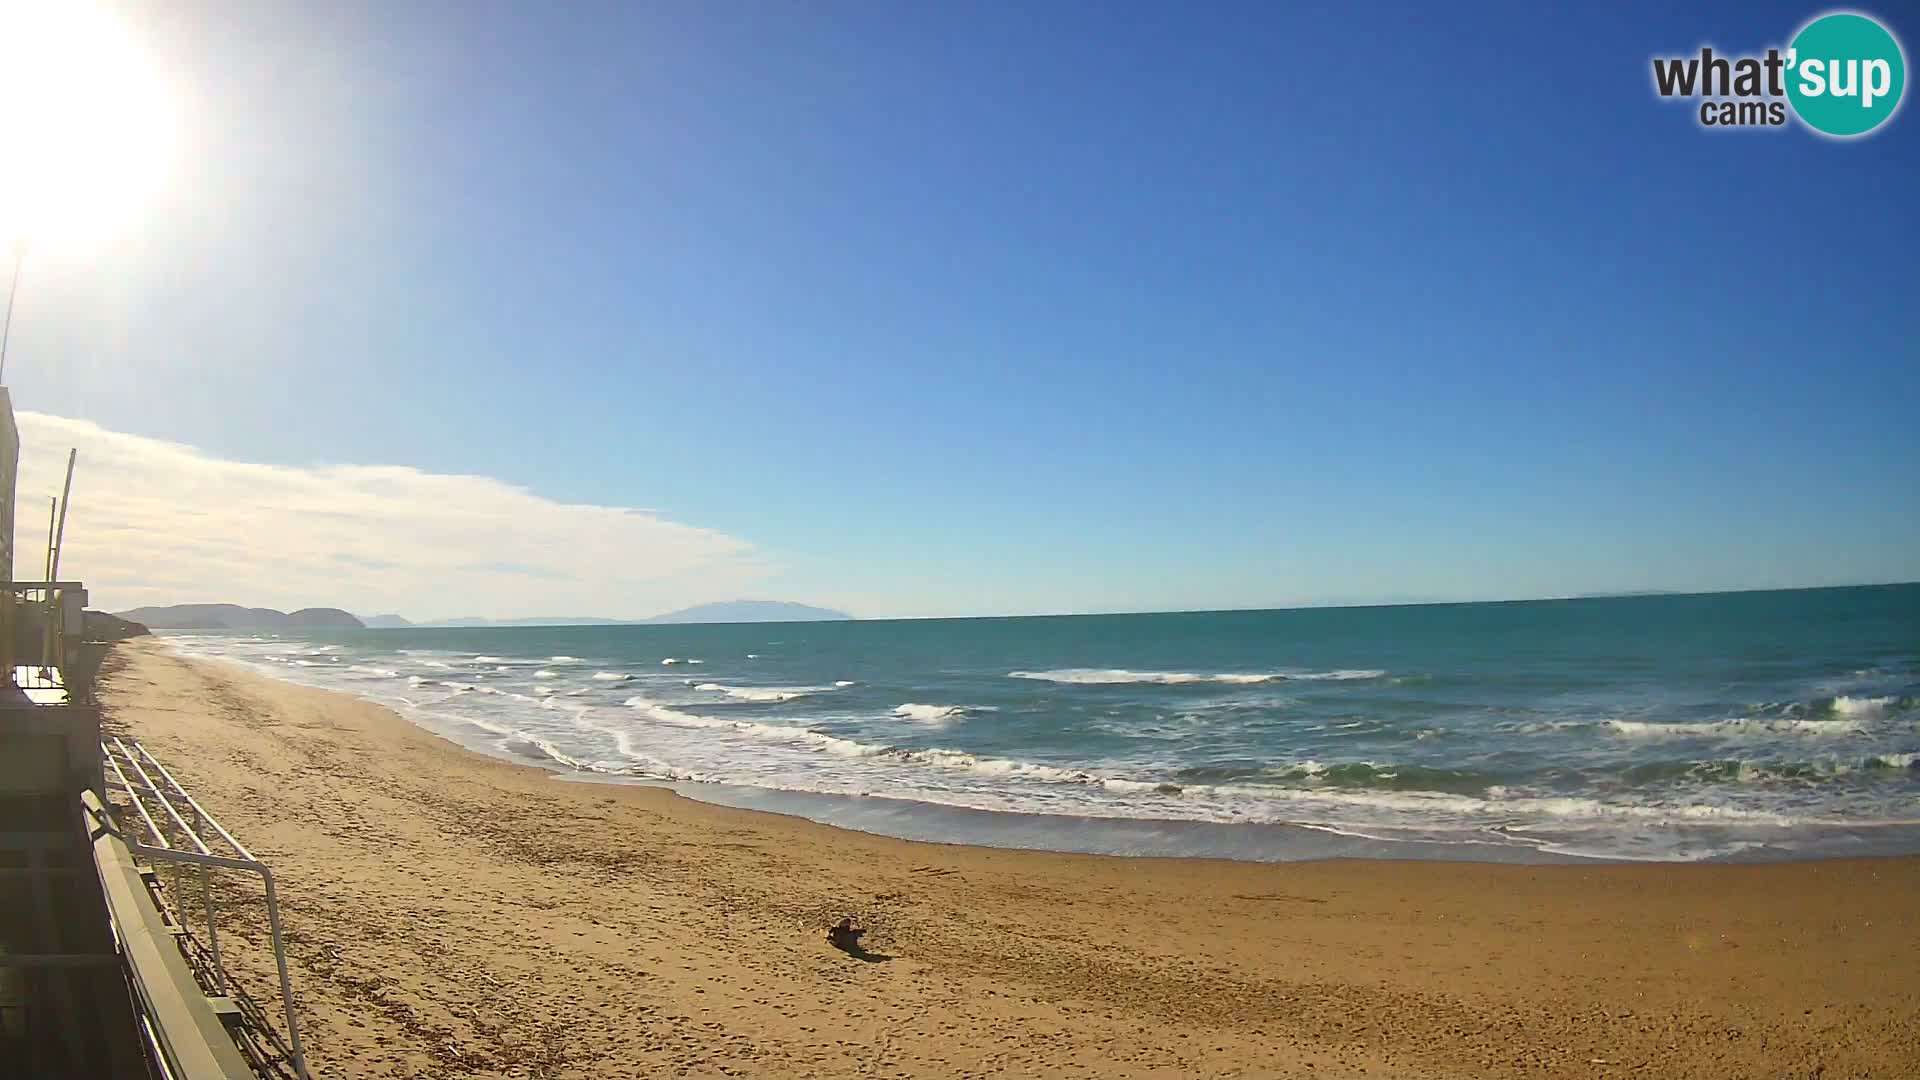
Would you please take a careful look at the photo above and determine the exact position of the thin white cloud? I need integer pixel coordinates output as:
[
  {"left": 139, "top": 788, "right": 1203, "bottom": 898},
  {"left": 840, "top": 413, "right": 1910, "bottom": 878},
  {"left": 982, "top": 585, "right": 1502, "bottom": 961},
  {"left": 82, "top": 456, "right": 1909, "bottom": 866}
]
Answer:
[{"left": 13, "top": 412, "right": 767, "bottom": 620}]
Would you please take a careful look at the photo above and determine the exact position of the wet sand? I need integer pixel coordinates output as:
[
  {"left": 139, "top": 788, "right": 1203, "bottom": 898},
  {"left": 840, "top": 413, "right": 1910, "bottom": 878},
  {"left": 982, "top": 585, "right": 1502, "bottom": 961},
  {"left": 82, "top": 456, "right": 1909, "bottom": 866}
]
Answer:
[{"left": 99, "top": 638, "right": 1920, "bottom": 1079}]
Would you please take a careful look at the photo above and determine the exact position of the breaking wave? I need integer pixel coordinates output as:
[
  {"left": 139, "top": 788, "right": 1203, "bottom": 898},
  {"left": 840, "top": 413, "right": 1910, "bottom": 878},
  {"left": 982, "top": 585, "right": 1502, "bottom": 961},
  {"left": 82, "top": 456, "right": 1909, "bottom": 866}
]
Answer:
[
  {"left": 1008, "top": 667, "right": 1385, "bottom": 685},
  {"left": 1606, "top": 717, "right": 1864, "bottom": 738},
  {"left": 892, "top": 703, "right": 983, "bottom": 725},
  {"left": 602, "top": 697, "right": 1917, "bottom": 834},
  {"left": 1831, "top": 695, "right": 1896, "bottom": 716},
  {"left": 694, "top": 683, "right": 831, "bottom": 703}
]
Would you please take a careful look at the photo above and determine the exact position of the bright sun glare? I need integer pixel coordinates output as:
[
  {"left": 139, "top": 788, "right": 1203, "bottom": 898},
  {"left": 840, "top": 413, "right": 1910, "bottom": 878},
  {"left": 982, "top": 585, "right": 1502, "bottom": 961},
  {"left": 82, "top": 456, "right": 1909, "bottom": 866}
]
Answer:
[{"left": 0, "top": 1, "right": 179, "bottom": 256}]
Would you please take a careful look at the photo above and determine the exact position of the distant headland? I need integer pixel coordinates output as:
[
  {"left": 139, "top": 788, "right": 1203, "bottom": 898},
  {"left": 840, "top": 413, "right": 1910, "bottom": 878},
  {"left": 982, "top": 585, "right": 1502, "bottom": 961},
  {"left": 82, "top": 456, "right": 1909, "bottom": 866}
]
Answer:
[
  {"left": 372, "top": 601, "right": 854, "bottom": 628},
  {"left": 118, "top": 599, "right": 853, "bottom": 630},
  {"left": 116, "top": 604, "right": 366, "bottom": 630}
]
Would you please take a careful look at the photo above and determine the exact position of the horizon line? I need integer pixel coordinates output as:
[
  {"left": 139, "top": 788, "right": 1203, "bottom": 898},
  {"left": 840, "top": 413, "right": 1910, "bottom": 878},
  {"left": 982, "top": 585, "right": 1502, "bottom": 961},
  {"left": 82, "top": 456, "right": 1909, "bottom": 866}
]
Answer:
[
  {"left": 119, "top": 579, "right": 1916, "bottom": 628},
  {"left": 767, "top": 579, "right": 1920, "bottom": 626}
]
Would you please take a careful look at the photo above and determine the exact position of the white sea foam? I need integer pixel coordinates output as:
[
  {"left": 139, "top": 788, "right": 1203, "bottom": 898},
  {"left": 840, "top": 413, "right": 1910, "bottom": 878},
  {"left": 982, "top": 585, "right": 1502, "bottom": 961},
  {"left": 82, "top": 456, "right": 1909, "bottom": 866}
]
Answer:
[
  {"left": 549, "top": 655, "right": 581, "bottom": 662},
  {"left": 1606, "top": 717, "right": 1863, "bottom": 738},
  {"left": 1010, "top": 668, "right": 1271, "bottom": 685},
  {"left": 1501, "top": 719, "right": 1595, "bottom": 735},
  {"left": 621, "top": 697, "right": 709, "bottom": 721},
  {"left": 396, "top": 697, "right": 586, "bottom": 770},
  {"left": 1008, "top": 668, "right": 1384, "bottom": 685},
  {"left": 533, "top": 669, "right": 558, "bottom": 679},
  {"left": 694, "top": 683, "right": 827, "bottom": 703},
  {"left": 508, "top": 734, "right": 589, "bottom": 771},
  {"left": 602, "top": 695, "right": 1843, "bottom": 832},
  {"left": 624, "top": 698, "right": 878, "bottom": 757},
  {"left": 574, "top": 712, "right": 682, "bottom": 776},
  {"left": 892, "top": 703, "right": 977, "bottom": 725},
  {"left": 1832, "top": 695, "right": 1894, "bottom": 716},
  {"left": 591, "top": 671, "right": 634, "bottom": 682}
]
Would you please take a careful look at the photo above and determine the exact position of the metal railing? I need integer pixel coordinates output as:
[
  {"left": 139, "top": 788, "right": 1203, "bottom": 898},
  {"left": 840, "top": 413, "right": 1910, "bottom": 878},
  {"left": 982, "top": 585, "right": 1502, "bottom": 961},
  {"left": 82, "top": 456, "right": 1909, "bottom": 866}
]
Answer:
[{"left": 98, "top": 737, "right": 309, "bottom": 1079}]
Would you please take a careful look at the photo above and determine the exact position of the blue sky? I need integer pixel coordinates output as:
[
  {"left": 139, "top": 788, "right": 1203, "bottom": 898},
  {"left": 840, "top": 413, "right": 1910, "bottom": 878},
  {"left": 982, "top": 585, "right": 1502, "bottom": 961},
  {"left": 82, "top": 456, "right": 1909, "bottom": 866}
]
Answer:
[{"left": 5, "top": 0, "right": 1917, "bottom": 618}]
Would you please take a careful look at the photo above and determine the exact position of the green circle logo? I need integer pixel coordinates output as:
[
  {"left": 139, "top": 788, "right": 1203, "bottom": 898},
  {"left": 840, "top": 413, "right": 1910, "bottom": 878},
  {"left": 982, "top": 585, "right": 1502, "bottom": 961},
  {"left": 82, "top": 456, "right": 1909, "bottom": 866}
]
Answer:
[{"left": 1786, "top": 12, "right": 1907, "bottom": 137}]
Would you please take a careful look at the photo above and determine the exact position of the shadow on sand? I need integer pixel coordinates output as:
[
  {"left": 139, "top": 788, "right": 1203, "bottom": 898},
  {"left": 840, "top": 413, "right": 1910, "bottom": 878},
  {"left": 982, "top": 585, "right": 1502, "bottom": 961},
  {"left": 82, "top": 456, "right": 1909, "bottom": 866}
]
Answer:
[{"left": 834, "top": 942, "right": 893, "bottom": 963}]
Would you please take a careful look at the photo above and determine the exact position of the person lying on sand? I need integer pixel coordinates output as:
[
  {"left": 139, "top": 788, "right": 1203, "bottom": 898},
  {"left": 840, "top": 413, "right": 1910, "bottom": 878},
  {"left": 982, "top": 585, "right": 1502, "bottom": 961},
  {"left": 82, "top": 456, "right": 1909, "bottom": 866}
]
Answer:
[{"left": 826, "top": 917, "right": 865, "bottom": 953}]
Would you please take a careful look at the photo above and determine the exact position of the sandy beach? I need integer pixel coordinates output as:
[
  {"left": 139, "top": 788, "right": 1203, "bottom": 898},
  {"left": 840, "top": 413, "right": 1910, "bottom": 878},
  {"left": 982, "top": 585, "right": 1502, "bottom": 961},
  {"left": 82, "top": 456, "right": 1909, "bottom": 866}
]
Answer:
[{"left": 97, "top": 638, "right": 1919, "bottom": 1079}]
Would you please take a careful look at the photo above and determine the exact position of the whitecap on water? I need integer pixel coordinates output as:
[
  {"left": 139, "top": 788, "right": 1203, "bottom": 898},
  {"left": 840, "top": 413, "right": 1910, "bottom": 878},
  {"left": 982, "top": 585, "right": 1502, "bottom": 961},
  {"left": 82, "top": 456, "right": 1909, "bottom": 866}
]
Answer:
[
  {"left": 1606, "top": 717, "right": 1863, "bottom": 738},
  {"left": 1831, "top": 695, "right": 1894, "bottom": 716},
  {"left": 695, "top": 682, "right": 837, "bottom": 702},
  {"left": 1008, "top": 668, "right": 1384, "bottom": 685},
  {"left": 892, "top": 703, "right": 978, "bottom": 725}
]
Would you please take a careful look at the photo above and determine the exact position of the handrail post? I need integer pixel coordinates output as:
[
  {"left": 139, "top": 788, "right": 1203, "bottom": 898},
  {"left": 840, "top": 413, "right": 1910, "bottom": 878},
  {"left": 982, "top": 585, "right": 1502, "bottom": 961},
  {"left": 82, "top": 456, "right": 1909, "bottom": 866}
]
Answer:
[
  {"left": 259, "top": 869, "right": 306, "bottom": 1077},
  {"left": 193, "top": 801, "right": 225, "bottom": 993}
]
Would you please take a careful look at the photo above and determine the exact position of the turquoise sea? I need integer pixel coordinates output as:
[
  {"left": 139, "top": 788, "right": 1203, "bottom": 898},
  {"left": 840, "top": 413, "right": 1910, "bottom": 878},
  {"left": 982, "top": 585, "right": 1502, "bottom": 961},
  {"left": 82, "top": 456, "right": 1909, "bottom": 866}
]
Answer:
[{"left": 162, "top": 584, "right": 1919, "bottom": 863}]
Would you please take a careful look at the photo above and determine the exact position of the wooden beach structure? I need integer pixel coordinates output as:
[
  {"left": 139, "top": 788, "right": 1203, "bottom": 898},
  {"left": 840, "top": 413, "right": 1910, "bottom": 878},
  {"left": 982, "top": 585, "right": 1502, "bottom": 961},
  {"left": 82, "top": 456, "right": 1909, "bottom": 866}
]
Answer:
[{"left": 0, "top": 387, "right": 309, "bottom": 1077}]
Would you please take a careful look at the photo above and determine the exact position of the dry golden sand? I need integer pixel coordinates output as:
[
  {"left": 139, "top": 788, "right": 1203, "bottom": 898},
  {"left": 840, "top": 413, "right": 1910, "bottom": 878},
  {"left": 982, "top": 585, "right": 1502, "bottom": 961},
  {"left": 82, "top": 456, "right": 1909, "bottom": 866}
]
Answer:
[{"left": 98, "top": 639, "right": 1919, "bottom": 1079}]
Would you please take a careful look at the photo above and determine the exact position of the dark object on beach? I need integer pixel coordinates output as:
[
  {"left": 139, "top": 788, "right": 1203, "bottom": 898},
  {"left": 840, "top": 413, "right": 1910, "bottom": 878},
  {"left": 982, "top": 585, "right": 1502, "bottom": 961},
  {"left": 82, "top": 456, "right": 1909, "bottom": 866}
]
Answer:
[
  {"left": 824, "top": 917, "right": 893, "bottom": 961},
  {"left": 826, "top": 917, "right": 865, "bottom": 953}
]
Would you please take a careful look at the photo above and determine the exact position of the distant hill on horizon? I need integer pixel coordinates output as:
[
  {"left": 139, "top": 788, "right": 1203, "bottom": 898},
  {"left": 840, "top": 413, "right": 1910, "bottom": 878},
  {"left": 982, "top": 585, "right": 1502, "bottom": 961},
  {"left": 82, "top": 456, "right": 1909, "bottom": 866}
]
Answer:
[
  {"left": 117, "top": 604, "right": 365, "bottom": 630},
  {"left": 642, "top": 600, "right": 852, "bottom": 624},
  {"left": 359, "top": 600, "right": 853, "bottom": 628}
]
